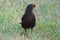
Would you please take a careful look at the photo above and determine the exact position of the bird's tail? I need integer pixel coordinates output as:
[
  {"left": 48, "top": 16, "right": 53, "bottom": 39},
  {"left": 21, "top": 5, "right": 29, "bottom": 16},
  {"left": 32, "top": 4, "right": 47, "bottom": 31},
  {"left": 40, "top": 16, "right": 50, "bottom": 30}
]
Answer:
[{"left": 19, "top": 22, "right": 22, "bottom": 24}]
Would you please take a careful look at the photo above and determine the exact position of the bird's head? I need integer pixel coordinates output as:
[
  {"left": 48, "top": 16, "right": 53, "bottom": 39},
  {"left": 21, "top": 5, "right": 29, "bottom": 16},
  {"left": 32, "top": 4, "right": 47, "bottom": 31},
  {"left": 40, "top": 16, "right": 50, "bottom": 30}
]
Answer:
[
  {"left": 26, "top": 4, "right": 39, "bottom": 11},
  {"left": 27, "top": 4, "right": 35, "bottom": 10}
]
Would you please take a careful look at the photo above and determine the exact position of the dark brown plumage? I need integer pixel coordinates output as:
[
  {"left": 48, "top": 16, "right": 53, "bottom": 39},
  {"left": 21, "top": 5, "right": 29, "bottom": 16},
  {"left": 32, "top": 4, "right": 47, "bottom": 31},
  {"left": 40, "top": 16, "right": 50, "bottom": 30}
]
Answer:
[{"left": 21, "top": 4, "right": 36, "bottom": 32}]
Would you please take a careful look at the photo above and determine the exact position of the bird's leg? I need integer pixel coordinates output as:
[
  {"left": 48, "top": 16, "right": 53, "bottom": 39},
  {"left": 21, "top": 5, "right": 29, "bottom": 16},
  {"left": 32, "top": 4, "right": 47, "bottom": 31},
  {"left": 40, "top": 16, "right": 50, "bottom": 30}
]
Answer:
[
  {"left": 31, "top": 28, "right": 33, "bottom": 34},
  {"left": 24, "top": 29, "right": 27, "bottom": 40},
  {"left": 25, "top": 29, "right": 26, "bottom": 32},
  {"left": 25, "top": 29, "right": 27, "bottom": 36},
  {"left": 30, "top": 28, "right": 33, "bottom": 40}
]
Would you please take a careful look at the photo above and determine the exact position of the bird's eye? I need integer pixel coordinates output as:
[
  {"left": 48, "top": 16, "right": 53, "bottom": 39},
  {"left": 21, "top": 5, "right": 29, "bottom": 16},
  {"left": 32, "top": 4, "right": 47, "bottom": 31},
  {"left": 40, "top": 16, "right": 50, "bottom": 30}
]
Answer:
[
  {"left": 33, "top": 5, "right": 35, "bottom": 7},
  {"left": 32, "top": 5, "right": 35, "bottom": 8}
]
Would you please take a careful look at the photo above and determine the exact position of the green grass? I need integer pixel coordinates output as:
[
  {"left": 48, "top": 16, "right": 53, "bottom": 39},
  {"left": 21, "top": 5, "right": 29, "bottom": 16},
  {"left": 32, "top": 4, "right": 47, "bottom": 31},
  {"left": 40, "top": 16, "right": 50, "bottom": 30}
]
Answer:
[{"left": 0, "top": 0, "right": 60, "bottom": 40}]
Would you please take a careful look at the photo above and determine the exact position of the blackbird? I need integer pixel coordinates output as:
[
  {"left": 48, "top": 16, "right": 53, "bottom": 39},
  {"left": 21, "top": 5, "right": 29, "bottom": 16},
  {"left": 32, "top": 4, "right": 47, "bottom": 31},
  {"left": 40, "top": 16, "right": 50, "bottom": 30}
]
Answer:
[{"left": 21, "top": 4, "right": 38, "bottom": 32}]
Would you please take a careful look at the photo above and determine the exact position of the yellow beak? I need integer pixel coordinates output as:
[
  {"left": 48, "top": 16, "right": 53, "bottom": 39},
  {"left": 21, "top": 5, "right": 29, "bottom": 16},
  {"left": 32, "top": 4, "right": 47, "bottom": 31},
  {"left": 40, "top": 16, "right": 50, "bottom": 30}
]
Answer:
[{"left": 35, "top": 3, "right": 39, "bottom": 7}]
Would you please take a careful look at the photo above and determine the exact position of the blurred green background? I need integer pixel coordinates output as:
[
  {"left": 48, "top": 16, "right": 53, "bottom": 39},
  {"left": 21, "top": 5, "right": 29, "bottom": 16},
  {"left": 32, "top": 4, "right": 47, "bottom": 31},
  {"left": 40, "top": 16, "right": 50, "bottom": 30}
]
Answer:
[{"left": 0, "top": 0, "right": 60, "bottom": 40}]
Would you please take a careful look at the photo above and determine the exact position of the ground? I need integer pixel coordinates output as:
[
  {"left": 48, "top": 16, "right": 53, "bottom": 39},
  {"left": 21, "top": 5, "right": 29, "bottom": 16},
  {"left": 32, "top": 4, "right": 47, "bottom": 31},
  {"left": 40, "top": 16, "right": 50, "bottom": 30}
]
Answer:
[{"left": 0, "top": 0, "right": 60, "bottom": 40}]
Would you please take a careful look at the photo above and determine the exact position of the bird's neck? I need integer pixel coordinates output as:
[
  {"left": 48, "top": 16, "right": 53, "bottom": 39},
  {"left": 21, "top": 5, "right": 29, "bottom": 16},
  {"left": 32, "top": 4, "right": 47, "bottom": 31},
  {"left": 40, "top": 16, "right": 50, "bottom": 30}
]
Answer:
[{"left": 25, "top": 10, "right": 34, "bottom": 13}]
